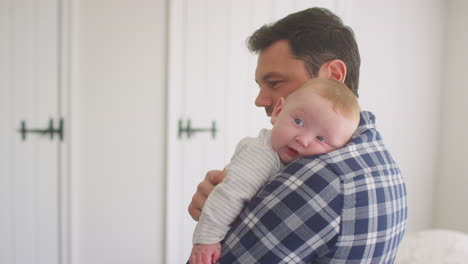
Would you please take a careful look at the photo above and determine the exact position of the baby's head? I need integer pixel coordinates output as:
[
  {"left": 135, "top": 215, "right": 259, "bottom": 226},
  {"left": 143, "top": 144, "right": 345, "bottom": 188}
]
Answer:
[{"left": 270, "top": 78, "right": 360, "bottom": 164}]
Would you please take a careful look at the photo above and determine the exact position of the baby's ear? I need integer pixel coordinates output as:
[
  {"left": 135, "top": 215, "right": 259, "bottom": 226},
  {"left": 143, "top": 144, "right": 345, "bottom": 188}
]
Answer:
[{"left": 270, "top": 98, "right": 285, "bottom": 125}]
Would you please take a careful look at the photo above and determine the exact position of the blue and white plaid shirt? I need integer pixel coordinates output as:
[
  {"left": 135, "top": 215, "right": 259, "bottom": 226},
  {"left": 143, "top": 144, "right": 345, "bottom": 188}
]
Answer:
[{"left": 218, "top": 111, "right": 408, "bottom": 263}]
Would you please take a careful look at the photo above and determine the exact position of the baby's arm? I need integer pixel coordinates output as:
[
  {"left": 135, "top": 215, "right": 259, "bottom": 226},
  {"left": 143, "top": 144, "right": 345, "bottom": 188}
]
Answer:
[
  {"left": 192, "top": 136, "right": 281, "bottom": 244},
  {"left": 188, "top": 169, "right": 226, "bottom": 221},
  {"left": 189, "top": 243, "right": 221, "bottom": 264}
]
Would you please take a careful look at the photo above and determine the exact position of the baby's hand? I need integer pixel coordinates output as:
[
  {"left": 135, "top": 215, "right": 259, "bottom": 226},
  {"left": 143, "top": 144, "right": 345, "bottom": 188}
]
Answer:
[{"left": 189, "top": 243, "right": 221, "bottom": 264}]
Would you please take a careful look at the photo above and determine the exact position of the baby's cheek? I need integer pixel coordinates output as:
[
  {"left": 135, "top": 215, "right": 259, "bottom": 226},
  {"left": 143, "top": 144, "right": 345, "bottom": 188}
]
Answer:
[
  {"left": 271, "top": 144, "right": 280, "bottom": 153},
  {"left": 271, "top": 138, "right": 284, "bottom": 153},
  {"left": 270, "top": 133, "right": 279, "bottom": 150}
]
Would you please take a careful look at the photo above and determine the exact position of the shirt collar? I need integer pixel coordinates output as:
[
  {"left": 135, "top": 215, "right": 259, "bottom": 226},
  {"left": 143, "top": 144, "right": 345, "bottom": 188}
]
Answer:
[{"left": 350, "top": 111, "right": 378, "bottom": 142}]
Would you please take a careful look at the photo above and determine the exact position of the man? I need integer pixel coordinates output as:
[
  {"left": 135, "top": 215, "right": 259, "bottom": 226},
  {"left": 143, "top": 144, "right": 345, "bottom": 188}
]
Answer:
[{"left": 188, "top": 7, "right": 407, "bottom": 263}]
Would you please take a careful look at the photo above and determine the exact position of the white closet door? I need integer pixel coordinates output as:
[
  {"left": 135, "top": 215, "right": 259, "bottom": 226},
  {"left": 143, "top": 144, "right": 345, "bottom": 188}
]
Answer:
[
  {"left": 166, "top": 1, "right": 342, "bottom": 263},
  {"left": 0, "top": 0, "right": 65, "bottom": 263}
]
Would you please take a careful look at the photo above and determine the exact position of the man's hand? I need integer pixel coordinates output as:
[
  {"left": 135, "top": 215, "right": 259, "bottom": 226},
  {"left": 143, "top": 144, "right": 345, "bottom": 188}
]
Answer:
[{"left": 188, "top": 169, "right": 225, "bottom": 221}]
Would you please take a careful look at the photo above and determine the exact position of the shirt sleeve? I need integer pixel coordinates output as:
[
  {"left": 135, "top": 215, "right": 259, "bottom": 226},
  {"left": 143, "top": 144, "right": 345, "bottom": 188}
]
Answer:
[
  {"left": 193, "top": 136, "right": 281, "bottom": 244},
  {"left": 217, "top": 157, "right": 343, "bottom": 263}
]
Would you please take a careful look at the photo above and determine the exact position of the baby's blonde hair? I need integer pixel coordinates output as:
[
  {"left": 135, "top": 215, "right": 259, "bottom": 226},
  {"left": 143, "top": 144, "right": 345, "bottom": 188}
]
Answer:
[{"left": 294, "top": 78, "right": 361, "bottom": 122}]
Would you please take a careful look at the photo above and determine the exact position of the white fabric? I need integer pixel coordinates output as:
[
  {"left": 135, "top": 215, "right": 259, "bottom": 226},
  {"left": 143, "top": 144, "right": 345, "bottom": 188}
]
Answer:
[
  {"left": 395, "top": 229, "right": 468, "bottom": 264},
  {"left": 193, "top": 129, "right": 282, "bottom": 244}
]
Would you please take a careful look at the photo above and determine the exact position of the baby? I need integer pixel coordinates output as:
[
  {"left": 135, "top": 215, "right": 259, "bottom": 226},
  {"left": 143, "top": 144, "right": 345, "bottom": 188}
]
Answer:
[{"left": 189, "top": 78, "right": 361, "bottom": 264}]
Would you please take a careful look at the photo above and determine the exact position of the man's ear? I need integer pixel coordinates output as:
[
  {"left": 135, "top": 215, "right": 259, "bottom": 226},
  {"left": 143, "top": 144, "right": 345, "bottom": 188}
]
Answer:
[
  {"left": 270, "top": 98, "right": 285, "bottom": 125},
  {"left": 318, "top": 59, "right": 347, "bottom": 83}
]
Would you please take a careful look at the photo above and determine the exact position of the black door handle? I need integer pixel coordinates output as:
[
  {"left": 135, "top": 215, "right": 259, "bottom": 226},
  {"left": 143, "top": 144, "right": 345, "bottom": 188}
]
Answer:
[
  {"left": 17, "top": 118, "right": 64, "bottom": 141},
  {"left": 178, "top": 119, "right": 217, "bottom": 139}
]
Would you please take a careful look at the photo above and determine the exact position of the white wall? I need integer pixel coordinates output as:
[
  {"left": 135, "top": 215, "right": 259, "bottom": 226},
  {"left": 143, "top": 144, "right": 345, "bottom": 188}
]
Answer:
[
  {"left": 346, "top": 0, "right": 444, "bottom": 232},
  {"left": 72, "top": 0, "right": 166, "bottom": 263},
  {"left": 435, "top": 0, "right": 468, "bottom": 233}
]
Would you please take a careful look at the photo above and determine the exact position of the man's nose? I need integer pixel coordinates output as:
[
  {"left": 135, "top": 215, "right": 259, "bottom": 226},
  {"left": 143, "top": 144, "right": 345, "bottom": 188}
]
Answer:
[{"left": 255, "top": 89, "right": 273, "bottom": 107}]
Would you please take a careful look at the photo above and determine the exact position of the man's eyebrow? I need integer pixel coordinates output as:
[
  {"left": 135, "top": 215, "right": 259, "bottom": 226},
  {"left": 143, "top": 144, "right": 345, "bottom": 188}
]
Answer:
[{"left": 256, "top": 72, "right": 284, "bottom": 84}]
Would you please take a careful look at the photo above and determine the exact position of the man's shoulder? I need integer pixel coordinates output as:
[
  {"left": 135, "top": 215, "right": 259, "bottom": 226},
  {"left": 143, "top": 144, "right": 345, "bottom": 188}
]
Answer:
[
  {"left": 283, "top": 110, "right": 397, "bottom": 180},
  {"left": 275, "top": 126, "right": 402, "bottom": 198},
  {"left": 282, "top": 136, "right": 389, "bottom": 179}
]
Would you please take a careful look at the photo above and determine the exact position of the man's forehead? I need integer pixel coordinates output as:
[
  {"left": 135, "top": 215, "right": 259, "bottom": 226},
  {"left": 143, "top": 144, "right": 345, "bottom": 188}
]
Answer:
[
  {"left": 255, "top": 49, "right": 309, "bottom": 81},
  {"left": 256, "top": 43, "right": 291, "bottom": 70},
  {"left": 255, "top": 56, "right": 291, "bottom": 82}
]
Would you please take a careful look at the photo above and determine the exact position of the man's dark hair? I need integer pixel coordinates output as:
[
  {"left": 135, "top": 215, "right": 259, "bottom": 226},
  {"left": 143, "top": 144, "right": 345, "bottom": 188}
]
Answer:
[{"left": 247, "top": 8, "right": 361, "bottom": 97}]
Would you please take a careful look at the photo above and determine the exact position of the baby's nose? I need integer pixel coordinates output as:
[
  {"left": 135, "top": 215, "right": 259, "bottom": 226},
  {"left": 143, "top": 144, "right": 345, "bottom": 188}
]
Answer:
[{"left": 296, "top": 135, "right": 311, "bottom": 147}]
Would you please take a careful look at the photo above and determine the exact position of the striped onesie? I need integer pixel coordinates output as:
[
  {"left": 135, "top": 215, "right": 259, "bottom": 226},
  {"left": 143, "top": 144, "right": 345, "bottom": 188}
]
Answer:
[{"left": 193, "top": 129, "right": 283, "bottom": 244}]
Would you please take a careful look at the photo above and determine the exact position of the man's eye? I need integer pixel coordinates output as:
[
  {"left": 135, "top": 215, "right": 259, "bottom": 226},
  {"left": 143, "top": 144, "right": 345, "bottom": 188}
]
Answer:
[
  {"left": 316, "top": 136, "right": 326, "bottom": 143},
  {"left": 269, "top": 81, "right": 280, "bottom": 87},
  {"left": 294, "top": 118, "right": 303, "bottom": 127}
]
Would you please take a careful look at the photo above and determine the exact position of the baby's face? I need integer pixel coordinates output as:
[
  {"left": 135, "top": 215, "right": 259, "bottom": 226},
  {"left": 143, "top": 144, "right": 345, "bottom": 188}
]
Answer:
[{"left": 270, "top": 90, "right": 357, "bottom": 164}]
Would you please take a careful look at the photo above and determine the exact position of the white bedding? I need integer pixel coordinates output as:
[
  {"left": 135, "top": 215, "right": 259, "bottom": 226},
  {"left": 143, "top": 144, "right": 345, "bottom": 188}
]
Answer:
[{"left": 395, "top": 229, "right": 468, "bottom": 264}]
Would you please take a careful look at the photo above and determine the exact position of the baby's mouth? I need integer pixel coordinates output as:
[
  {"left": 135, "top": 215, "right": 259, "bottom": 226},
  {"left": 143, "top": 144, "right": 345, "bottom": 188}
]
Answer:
[{"left": 287, "top": 146, "right": 299, "bottom": 157}]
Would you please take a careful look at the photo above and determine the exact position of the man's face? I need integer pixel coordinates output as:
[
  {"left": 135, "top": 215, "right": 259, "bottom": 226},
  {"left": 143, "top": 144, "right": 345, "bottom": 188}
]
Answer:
[{"left": 255, "top": 40, "right": 311, "bottom": 116}]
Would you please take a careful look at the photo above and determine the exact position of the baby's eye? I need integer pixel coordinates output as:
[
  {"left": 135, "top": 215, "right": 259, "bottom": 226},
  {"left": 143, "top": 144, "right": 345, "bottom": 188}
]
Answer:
[
  {"left": 316, "top": 136, "right": 326, "bottom": 143},
  {"left": 294, "top": 118, "right": 304, "bottom": 127}
]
